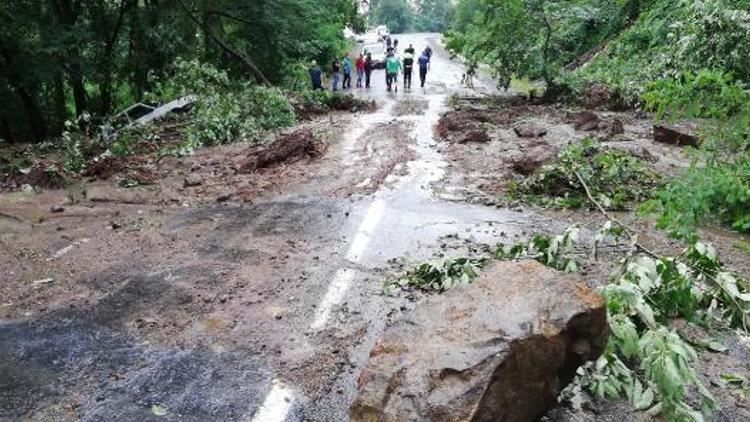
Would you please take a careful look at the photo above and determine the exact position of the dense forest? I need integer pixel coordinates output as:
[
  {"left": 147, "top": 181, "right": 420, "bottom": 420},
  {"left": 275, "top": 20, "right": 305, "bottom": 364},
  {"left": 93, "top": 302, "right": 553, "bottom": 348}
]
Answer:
[{"left": 0, "top": 0, "right": 364, "bottom": 143}]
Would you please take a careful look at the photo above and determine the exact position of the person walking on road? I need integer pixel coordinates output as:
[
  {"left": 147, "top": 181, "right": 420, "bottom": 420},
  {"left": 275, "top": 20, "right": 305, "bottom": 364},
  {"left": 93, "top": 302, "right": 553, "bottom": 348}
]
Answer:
[
  {"left": 364, "top": 53, "right": 373, "bottom": 89},
  {"left": 405, "top": 44, "right": 415, "bottom": 55},
  {"left": 342, "top": 54, "right": 352, "bottom": 90},
  {"left": 309, "top": 60, "right": 323, "bottom": 91},
  {"left": 355, "top": 53, "right": 365, "bottom": 88},
  {"left": 402, "top": 50, "right": 414, "bottom": 90},
  {"left": 418, "top": 51, "right": 429, "bottom": 88},
  {"left": 385, "top": 52, "right": 401, "bottom": 92},
  {"left": 331, "top": 58, "right": 341, "bottom": 91},
  {"left": 424, "top": 46, "right": 433, "bottom": 70}
]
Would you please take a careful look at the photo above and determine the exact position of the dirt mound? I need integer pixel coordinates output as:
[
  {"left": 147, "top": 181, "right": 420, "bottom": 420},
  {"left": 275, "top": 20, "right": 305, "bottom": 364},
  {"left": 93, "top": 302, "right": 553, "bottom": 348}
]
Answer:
[
  {"left": 84, "top": 156, "right": 149, "bottom": 180},
  {"left": 511, "top": 146, "right": 558, "bottom": 175},
  {"left": 238, "top": 129, "right": 327, "bottom": 173},
  {"left": 461, "top": 130, "right": 491, "bottom": 143},
  {"left": 581, "top": 83, "right": 627, "bottom": 110},
  {"left": 9, "top": 160, "right": 71, "bottom": 189},
  {"left": 514, "top": 122, "right": 548, "bottom": 138},
  {"left": 436, "top": 109, "right": 511, "bottom": 141}
]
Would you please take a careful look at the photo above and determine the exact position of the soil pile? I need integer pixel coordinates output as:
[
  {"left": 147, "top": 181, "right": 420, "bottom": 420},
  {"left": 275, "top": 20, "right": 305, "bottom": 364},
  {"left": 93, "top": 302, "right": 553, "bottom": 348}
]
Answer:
[{"left": 238, "top": 129, "right": 327, "bottom": 173}]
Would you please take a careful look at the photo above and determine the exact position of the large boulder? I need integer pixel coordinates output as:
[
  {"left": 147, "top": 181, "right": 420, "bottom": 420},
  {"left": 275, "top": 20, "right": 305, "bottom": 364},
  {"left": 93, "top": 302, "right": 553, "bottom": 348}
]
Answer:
[{"left": 350, "top": 261, "right": 608, "bottom": 422}]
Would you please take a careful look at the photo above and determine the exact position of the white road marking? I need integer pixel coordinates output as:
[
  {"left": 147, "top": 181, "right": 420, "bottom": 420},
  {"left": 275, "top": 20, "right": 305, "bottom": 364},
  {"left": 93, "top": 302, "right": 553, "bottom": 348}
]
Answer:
[
  {"left": 345, "top": 198, "right": 386, "bottom": 262},
  {"left": 310, "top": 268, "right": 356, "bottom": 331},
  {"left": 309, "top": 197, "right": 387, "bottom": 331},
  {"left": 251, "top": 381, "right": 295, "bottom": 422}
]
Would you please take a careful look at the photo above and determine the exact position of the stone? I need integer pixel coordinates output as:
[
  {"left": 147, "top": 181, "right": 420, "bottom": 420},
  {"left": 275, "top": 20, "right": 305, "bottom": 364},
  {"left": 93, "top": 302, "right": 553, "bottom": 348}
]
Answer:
[
  {"left": 50, "top": 205, "right": 65, "bottom": 213},
  {"left": 513, "top": 123, "right": 548, "bottom": 138},
  {"left": 183, "top": 175, "right": 202, "bottom": 188},
  {"left": 461, "top": 130, "right": 491, "bottom": 143},
  {"left": 350, "top": 261, "right": 608, "bottom": 422},
  {"left": 571, "top": 111, "right": 600, "bottom": 131},
  {"left": 653, "top": 124, "right": 700, "bottom": 147}
]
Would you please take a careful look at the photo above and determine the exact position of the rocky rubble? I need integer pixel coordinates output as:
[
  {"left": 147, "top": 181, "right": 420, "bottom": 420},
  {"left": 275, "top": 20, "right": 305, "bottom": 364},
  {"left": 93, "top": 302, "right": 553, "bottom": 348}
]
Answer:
[{"left": 350, "top": 261, "right": 608, "bottom": 422}]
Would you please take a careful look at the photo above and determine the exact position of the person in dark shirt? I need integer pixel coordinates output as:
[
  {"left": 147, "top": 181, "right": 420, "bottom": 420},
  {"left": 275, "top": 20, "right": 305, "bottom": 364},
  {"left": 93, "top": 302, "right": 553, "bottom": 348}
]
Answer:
[
  {"left": 364, "top": 53, "right": 373, "bottom": 89},
  {"left": 309, "top": 60, "right": 323, "bottom": 91},
  {"left": 405, "top": 44, "right": 415, "bottom": 55},
  {"left": 402, "top": 51, "right": 414, "bottom": 90},
  {"left": 424, "top": 45, "right": 433, "bottom": 70}
]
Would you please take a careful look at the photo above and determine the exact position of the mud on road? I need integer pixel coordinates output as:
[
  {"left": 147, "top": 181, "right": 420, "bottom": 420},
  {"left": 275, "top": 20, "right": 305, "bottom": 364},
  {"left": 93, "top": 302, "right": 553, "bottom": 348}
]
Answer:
[{"left": 3, "top": 32, "right": 750, "bottom": 422}]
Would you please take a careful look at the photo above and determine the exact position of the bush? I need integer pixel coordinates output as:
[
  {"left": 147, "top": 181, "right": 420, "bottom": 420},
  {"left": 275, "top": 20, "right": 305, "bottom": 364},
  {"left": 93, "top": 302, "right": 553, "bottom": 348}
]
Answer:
[
  {"left": 642, "top": 69, "right": 750, "bottom": 120},
  {"left": 183, "top": 85, "right": 295, "bottom": 148},
  {"left": 512, "top": 138, "right": 660, "bottom": 210},
  {"left": 645, "top": 153, "right": 750, "bottom": 241},
  {"left": 150, "top": 60, "right": 295, "bottom": 150}
]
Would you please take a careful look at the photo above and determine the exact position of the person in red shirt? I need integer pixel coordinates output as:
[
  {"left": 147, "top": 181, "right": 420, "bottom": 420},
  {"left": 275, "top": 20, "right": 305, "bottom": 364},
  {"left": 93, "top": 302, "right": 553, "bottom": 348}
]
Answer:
[{"left": 355, "top": 53, "right": 365, "bottom": 88}]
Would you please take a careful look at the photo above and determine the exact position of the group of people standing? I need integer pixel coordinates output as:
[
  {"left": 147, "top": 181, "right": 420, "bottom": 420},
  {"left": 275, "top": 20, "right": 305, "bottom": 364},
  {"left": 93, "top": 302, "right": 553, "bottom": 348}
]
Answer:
[
  {"left": 384, "top": 43, "right": 432, "bottom": 92},
  {"left": 308, "top": 41, "right": 433, "bottom": 93}
]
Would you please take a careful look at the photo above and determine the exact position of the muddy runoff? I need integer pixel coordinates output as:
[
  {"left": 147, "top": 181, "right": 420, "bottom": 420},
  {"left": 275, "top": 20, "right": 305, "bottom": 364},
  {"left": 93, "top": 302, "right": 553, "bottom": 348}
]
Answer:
[{"left": 1, "top": 32, "right": 619, "bottom": 421}]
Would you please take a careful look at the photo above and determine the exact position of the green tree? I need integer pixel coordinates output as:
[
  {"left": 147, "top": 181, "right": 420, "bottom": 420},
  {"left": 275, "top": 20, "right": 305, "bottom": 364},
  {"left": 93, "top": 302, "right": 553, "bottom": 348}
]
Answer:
[
  {"left": 414, "top": 0, "right": 455, "bottom": 32},
  {"left": 370, "top": 0, "right": 413, "bottom": 33}
]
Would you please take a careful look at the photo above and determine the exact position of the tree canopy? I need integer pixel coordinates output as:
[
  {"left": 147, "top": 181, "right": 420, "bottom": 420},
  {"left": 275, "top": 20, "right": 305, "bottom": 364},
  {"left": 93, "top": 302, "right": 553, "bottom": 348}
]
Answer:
[
  {"left": 0, "top": 0, "right": 363, "bottom": 143},
  {"left": 370, "top": 0, "right": 413, "bottom": 33}
]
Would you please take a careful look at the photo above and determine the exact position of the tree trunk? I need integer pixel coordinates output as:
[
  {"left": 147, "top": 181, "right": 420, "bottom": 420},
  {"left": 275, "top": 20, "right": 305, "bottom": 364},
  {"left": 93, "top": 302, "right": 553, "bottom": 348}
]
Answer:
[
  {"left": 52, "top": 72, "right": 67, "bottom": 134},
  {"left": 178, "top": 0, "right": 271, "bottom": 86},
  {"left": 0, "top": 110, "right": 13, "bottom": 142},
  {"left": 542, "top": 13, "right": 552, "bottom": 85},
  {"left": 68, "top": 72, "right": 87, "bottom": 116},
  {"left": 98, "top": 0, "right": 130, "bottom": 115},
  {"left": 0, "top": 36, "right": 47, "bottom": 141}
]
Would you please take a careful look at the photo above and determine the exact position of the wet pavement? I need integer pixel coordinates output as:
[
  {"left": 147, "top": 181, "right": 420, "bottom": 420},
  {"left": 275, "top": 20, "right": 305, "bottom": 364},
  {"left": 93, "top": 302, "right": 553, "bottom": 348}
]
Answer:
[{"left": 0, "top": 33, "right": 557, "bottom": 421}]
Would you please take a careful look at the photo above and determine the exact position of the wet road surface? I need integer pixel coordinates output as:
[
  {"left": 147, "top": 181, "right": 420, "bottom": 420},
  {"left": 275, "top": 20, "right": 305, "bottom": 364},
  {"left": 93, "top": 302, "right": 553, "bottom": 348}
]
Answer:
[{"left": 1, "top": 33, "right": 558, "bottom": 421}]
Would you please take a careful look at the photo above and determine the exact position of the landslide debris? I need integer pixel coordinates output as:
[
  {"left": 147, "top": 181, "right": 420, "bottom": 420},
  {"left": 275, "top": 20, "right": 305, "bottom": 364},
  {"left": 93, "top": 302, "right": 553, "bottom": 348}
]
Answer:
[{"left": 238, "top": 129, "right": 327, "bottom": 173}]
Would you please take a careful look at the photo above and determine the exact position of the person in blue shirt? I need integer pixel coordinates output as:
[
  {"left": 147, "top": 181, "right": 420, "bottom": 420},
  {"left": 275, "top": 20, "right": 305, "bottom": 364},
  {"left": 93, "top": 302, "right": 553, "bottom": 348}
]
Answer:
[
  {"left": 418, "top": 52, "right": 430, "bottom": 88},
  {"left": 331, "top": 58, "right": 341, "bottom": 91},
  {"left": 309, "top": 60, "right": 323, "bottom": 91},
  {"left": 342, "top": 54, "right": 352, "bottom": 90}
]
